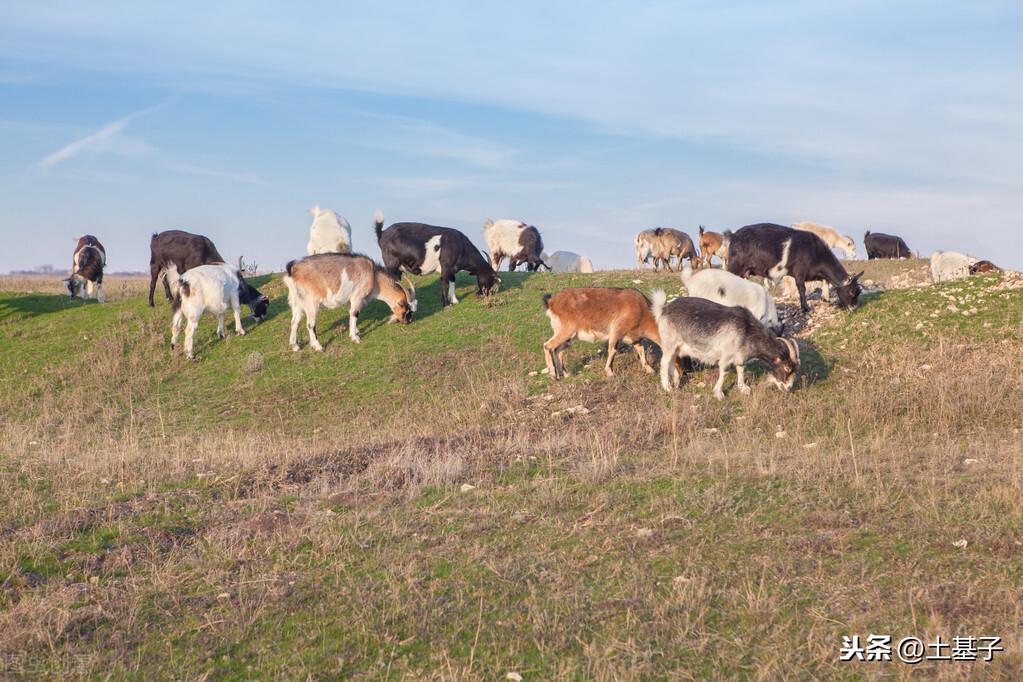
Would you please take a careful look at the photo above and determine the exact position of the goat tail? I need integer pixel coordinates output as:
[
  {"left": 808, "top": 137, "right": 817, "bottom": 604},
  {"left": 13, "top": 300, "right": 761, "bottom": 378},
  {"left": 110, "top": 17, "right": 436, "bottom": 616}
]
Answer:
[
  {"left": 374, "top": 210, "right": 384, "bottom": 241},
  {"left": 699, "top": 224, "right": 705, "bottom": 236},
  {"left": 285, "top": 259, "right": 297, "bottom": 278},
  {"left": 679, "top": 262, "right": 694, "bottom": 286},
  {"left": 650, "top": 289, "right": 666, "bottom": 321},
  {"left": 542, "top": 293, "right": 552, "bottom": 310},
  {"left": 171, "top": 279, "right": 190, "bottom": 312}
]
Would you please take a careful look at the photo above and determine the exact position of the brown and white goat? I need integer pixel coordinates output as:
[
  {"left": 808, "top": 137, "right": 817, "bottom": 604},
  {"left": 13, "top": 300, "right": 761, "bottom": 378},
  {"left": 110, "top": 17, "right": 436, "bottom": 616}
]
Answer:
[
  {"left": 541, "top": 287, "right": 661, "bottom": 378},
  {"left": 697, "top": 226, "right": 728, "bottom": 269},
  {"left": 283, "top": 253, "right": 415, "bottom": 350}
]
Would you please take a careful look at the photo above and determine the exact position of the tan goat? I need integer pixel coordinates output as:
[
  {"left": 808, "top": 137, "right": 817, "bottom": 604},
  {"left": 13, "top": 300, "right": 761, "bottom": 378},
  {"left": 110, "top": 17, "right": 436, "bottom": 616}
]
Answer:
[
  {"left": 697, "top": 225, "right": 728, "bottom": 269},
  {"left": 283, "top": 253, "right": 415, "bottom": 350},
  {"left": 541, "top": 287, "right": 661, "bottom": 378}
]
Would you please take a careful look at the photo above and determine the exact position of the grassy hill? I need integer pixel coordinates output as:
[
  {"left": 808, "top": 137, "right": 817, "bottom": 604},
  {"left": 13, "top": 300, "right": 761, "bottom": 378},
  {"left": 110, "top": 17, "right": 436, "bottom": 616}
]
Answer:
[{"left": 1, "top": 262, "right": 1022, "bottom": 678}]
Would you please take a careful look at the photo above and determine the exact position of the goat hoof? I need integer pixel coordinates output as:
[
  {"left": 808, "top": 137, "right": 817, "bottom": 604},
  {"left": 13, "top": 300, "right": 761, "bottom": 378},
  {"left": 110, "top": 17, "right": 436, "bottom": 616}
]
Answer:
[
  {"left": 238, "top": 329, "right": 246, "bottom": 336},
  {"left": 713, "top": 391, "right": 725, "bottom": 401},
  {"left": 311, "top": 345, "right": 324, "bottom": 352},
  {"left": 738, "top": 384, "right": 751, "bottom": 395},
  {"left": 351, "top": 337, "right": 362, "bottom": 344},
  {"left": 291, "top": 345, "right": 300, "bottom": 352}
]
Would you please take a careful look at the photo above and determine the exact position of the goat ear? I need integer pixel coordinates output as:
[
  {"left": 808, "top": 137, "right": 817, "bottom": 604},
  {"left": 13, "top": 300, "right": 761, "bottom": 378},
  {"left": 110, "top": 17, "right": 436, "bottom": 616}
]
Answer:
[{"left": 851, "top": 270, "right": 864, "bottom": 282}]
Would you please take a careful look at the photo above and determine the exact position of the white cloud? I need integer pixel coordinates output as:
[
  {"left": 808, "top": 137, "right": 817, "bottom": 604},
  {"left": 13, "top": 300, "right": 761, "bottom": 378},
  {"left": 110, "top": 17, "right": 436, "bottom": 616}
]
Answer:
[{"left": 37, "top": 101, "right": 166, "bottom": 168}]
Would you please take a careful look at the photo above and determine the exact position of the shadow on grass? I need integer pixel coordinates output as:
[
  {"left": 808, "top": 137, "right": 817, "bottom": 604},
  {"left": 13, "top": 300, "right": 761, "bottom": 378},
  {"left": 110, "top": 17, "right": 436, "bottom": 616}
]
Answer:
[{"left": 0, "top": 292, "right": 90, "bottom": 323}]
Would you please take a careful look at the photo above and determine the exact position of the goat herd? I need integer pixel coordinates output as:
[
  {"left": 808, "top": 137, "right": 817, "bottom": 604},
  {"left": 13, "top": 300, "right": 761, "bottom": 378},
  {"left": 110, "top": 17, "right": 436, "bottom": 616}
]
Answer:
[{"left": 58, "top": 211, "right": 1001, "bottom": 400}]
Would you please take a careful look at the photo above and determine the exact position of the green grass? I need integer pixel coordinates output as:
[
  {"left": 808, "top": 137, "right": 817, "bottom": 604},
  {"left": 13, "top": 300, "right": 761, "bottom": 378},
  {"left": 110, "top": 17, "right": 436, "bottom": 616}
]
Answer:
[{"left": 2, "top": 264, "right": 1023, "bottom": 678}]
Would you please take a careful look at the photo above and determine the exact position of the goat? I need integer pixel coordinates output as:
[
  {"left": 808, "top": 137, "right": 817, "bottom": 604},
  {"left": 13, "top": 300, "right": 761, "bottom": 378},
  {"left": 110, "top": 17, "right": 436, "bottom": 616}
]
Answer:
[
  {"left": 930, "top": 251, "right": 979, "bottom": 283},
  {"left": 969, "top": 260, "right": 1000, "bottom": 275},
  {"left": 792, "top": 222, "right": 856, "bottom": 259},
  {"left": 541, "top": 250, "right": 594, "bottom": 273},
  {"left": 680, "top": 264, "right": 782, "bottom": 333},
  {"left": 542, "top": 287, "right": 660, "bottom": 378},
  {"left": 65, "top": 235, "right": 106, "bottom": 303},
  {"left": 483, "top": 219, "right": 547, "bottom": 271},
  {"left": 652, "top": 290, "right": 800, "bottom": 400},
  {"left": 638, "top": 227, "right": 698, "bottom": 271},
  {"left": 148, "top": 230, "right": 226, "bottom": 306},
  {"left": 697, "top": 226, "right": 729, "bottom": 269},
  {"left": 726, "top": 223, "right": 862, "bottom": 312},
  {"left": 168, "top": 263, "right": 268, "bottom": 359},
  {"left": 307, "top": 205, "right": 352, "bottom": 255},
  {"left": 283, "top": 253, "right": 415, "bottom": 350},
  {"left": 375, "top": 211, "right": 500, "bottom": 307},
  {"left": 635, "top": 229, "right": 658, "bottom": 268},
  {"left": 864, "top": 231, "right": 911, "bottom": 259}
]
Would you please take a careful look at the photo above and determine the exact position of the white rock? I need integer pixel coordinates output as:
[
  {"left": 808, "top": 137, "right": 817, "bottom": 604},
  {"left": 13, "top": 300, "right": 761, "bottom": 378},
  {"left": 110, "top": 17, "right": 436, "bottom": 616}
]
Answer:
[
  {"left": 460, "top": 483, "right": 476, "bottom": 493},
  {"left": 507, "top": 673, "right": 523, "bottom": 682},
  {"left": 636, "top": 527, "right": 654, "bottom": 539},
  {"left": 952, "top": 539, "right": 968, "bottom": 549},
  {"left": 963, "top": 458, "right": 980, "bottom": 465}
]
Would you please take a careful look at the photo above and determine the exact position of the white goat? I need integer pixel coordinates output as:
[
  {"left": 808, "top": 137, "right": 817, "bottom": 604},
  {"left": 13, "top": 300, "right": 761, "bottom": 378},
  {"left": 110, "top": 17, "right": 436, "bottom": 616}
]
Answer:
[
  {"left": 541, "top": 250, "right": 594, "bottom": 273},
  {"left": 168, "top": 263, "right": 268, "bottom": 359},
  {"left": 930, "top": 251, "right": 978, "bottom": 283},
  {"left": 307, "top": 205, "right": 352, "bottom": 255},
  {"left": 680, "top": 264, "right": 782, "bottom": 333},
  {"left": 792, "top": 222, "right": 857, "bottom": 259}
]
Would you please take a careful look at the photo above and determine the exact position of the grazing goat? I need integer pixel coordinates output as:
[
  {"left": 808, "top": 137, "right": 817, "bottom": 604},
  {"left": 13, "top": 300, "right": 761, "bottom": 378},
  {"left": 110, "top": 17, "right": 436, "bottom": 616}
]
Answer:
[
  {"left": 680, "top": 264, "right": 782, "bottom": 333},
  {"left": 864, "top": 231, "right": 911, "bottom": 259},
  {"left": 792, "top": 222, "right": 856, "bottom": 259},
  {"left": 635, "top": 229, "right": 658, "bottom": 268},
  {"left": 970, "top": 260, "right": 1000, "bottom": 275},
  {"left": 697, "top": 226, "right": 728, "bottom": 269},
  {"left": 540, "top": 251, "right": 594, "bottom": 273},
  {"left": 65, "top": 235, "right": 106, "bottom": 303},
  {"left": 149, "top": 230, "right": 226, "bottom": 306},
  {"left": 930, "top": 251, "right": 979, "bottom": 283},
  {"left": 636, "top": 227, "right": 698, "bottom": 271},
  {"left": 483, "top": 219, "right": 547, "bottom": 271},
  {"left": 726, "top": 223, "right": 863, "bottom": 312},
  {"left": 375, "top": 211, "right": 500, "bottom": 307},
  {"left": 307, "top": 205, "right": 352, "bottom": 255},
  {"left": 169, "top": 263, "right": 268, "bottom": 359},
  {"left": 283, "top": 253, "right": 415, "bottom": 350},
  {"left": 542, "top": 287, "right": 660, "bottom": 378},
  {"left": 652, "top": 290, "right": 800, "bottom": 400}
]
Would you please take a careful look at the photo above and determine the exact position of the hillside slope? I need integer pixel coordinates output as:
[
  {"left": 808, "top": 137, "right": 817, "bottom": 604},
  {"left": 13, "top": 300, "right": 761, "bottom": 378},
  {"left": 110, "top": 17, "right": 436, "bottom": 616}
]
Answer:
[{"left": 1, "top": 262, "right": 1022, "bottom": 677}]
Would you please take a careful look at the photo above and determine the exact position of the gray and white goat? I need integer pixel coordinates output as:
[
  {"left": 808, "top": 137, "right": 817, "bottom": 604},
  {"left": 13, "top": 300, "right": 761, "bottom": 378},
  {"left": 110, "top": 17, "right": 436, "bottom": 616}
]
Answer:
[{"left": 652, "top": 290, "right": 800, "bottom": 400}]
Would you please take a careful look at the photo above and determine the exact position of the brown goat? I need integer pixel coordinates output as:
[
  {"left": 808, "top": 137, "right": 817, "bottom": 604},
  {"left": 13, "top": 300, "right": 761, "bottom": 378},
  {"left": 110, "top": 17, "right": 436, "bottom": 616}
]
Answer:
[
  {"left": 697, "top": 225, "right": 728, "bottom": 269},
  {"left": 283, "top": 253, "right": 415, "bottom": 350},
  {"left": 541, "top": 287, "right": 661, "bottom": 378},
  {"left": 969, "top": 260, "right": 1000, "bottom": 274}
]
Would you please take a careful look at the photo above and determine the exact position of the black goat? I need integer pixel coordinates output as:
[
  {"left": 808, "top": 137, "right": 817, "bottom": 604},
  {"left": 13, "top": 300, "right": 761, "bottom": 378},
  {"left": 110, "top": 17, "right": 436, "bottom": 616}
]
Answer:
[
  {"left": 725, "top": 223, "right": 862, "bottom": 312},
  {"left": 864, "top": 231, "right": 912, "bottom": 259},
  {"left": 375, "top": 211, "right": 500, "bottom": 307},
  {"left": 148, "top": 230, "right": 226, "bottom": 306}
]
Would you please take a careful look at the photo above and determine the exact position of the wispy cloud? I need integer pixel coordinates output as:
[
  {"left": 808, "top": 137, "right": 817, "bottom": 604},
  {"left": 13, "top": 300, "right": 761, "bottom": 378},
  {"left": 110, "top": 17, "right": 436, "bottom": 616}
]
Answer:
[
  {"left": 37, "top": 101, "right": 168, "bottom": 168},
  {"left": 165, "top": 161, "right": 266, "bottom": 185}
]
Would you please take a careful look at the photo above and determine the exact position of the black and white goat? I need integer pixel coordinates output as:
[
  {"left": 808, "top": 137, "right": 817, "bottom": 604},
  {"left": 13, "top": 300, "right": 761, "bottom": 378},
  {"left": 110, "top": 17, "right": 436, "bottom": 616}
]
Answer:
[
  {"left": 149, "top": 230, "right": 226, "bottom": 306},
  {"left": 65, "top": 235, "right": 106, "bottom": 303},
  {"left": 375, "top": 211, "right": 500, "bottom": 307},
  {"left": 482, "top": 219, "right": 547, "bottom": 272},
  {"left": 652, "top": 290, "right": 800, "bottom": 400},
  {"left": 726, "top": 223, "right": 863, "bottom": 312},
  {"left": 168, "top": 263, "right": 268, "bottom": 359}
]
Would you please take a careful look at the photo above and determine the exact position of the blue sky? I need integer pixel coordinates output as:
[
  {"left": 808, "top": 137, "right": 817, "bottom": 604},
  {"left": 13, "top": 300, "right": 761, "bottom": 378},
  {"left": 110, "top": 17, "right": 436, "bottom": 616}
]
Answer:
[{"left": 2, "top": 1, "right": 1021, "bottom": 273}]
